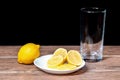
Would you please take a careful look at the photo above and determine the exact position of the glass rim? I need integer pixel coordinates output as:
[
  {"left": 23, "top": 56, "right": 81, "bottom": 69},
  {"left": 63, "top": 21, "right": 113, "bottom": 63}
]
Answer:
[{"left": 80, "top": 7, "right": 106, "bottom": 13}]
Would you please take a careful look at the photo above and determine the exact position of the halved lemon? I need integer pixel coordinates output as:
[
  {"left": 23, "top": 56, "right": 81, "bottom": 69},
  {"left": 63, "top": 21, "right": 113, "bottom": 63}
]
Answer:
[
  {"left": 47, "top": 55, "right": 64, "bottom": 68},
  {"left": 53, "top": 48, "right": 68, "bottom": 62},
  {"left": 67, "top": 50, "right": 82, "bottom": 66},
  {"left": 57, "top": 63, "right": 77, "bottom": 70}
]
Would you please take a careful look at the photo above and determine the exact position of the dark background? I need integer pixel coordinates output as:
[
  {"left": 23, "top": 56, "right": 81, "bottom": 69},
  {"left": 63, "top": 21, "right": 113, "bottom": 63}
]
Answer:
[{"left": 1, "top": 0, "right": 120, "bottom": 45}]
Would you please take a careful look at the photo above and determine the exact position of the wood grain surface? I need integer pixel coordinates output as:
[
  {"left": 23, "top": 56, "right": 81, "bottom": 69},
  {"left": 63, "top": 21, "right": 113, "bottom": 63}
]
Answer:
[{"left": 0, "top": 46, "right": 120, "bottom": 80}]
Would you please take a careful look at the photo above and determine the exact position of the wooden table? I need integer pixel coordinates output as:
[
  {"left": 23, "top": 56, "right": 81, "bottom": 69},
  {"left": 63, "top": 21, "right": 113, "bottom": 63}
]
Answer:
[{"left": 0, "top": 46, "right": 120, "bottom": 80}]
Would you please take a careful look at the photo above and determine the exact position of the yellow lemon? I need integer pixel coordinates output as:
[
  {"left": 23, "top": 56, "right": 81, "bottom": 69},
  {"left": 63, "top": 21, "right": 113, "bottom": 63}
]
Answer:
[
  {"left": 57, "top": 63, "right": 77, "bottom": 70},
  {"left": 17, "top": 43, "right": 40, "bottom": 64},
  {"left": 67, "top": 50, "right": 82, "bottom": 66},
  {"left": 47, "top": 55, "right": 64, "bottom": 68},
  {"left": 53, "top": 48, "right": 68, "bottom": 62}
]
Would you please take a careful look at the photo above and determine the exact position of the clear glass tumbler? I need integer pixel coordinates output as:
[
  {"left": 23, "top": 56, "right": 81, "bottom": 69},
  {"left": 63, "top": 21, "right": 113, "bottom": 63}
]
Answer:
[{"left": 80, "top": 7, "right": 106, "bottom": 62}]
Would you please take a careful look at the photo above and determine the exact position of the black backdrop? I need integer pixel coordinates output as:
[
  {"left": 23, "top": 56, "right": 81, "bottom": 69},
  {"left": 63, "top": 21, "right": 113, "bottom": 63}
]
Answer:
[{"left": 1, "top": 0, "right": 120, "bottom": 45}]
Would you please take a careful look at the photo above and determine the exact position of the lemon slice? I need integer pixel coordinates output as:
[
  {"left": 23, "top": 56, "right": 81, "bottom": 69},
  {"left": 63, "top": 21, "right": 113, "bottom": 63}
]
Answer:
[
  {"left": 53, "top": 48, "right": 67, "bottom": 62},
  {"left": 57, "top": 63, "right": 77, "bottom": 70},
  {"left": 47, "top": 55, "right": 64, "bottom": 68},
  {"left": 67, "top": 50, "right": 82, "bottom": 66}
]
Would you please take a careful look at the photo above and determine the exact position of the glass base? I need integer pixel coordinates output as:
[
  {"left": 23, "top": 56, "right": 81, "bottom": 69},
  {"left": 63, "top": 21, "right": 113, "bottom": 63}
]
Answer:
[
  {"left": 82, "top": 52, "right": 102, "bottom": 62},
  {"left": 84, "top": 58, "right": 102, "bottom": 62}
]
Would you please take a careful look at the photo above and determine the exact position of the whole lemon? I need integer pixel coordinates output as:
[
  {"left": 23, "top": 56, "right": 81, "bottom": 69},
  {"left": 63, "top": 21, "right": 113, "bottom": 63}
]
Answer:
[{"left": 17, "top": 43, "right": 40, "bottom": 64}]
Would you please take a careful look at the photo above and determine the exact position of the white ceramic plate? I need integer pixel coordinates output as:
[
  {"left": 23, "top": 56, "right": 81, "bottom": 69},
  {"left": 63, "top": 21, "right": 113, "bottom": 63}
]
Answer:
[{"left": 34, "top": 54, "right": 85, "bottom": 74}]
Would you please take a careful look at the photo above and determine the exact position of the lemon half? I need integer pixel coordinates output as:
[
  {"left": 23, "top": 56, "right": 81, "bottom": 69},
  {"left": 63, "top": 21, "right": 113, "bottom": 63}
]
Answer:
[
  {"left": 53, "top": 48, "right": 68, "bottom": 62},
  {"left": 67, "top": 50, "right": 82, "bottom": 66},
  {"left": 47, "top": 55, "right": 64, "bottom": 68},
  {"left": 57, "top": 63, "right": 77, "bottom": 70}
]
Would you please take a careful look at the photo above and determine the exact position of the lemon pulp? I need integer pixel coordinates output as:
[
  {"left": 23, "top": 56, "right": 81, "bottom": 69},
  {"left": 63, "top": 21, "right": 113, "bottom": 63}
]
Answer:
[
  {"left": 67, "top": 50, "right": 82, "bottom": 66},
  {"left": 53, "top": 48, "right": 67, "bottom": 62},
  {"left": 47, "top": 55, "right": 64, "bottom": 68},
  {"left": 57, "top": 63, "right": 77, "bottom": 70}
]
